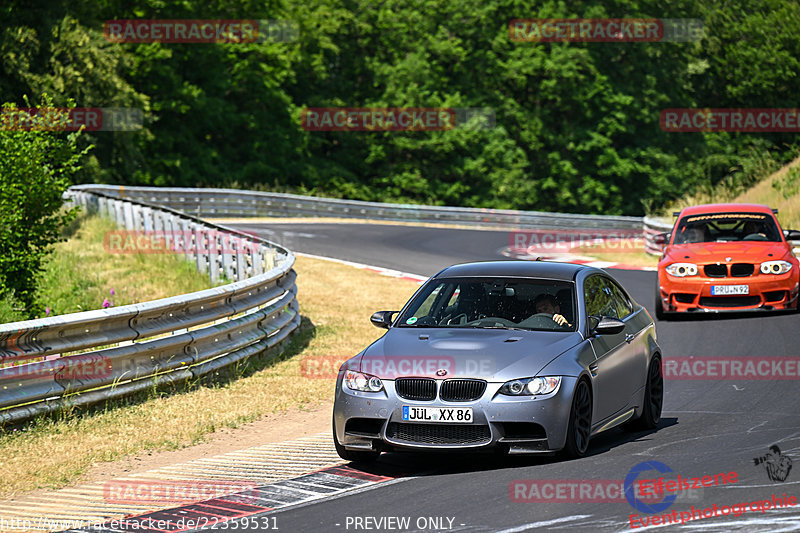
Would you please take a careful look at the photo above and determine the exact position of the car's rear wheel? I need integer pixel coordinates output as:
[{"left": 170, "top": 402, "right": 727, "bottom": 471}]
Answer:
[
  {"left": 561, "top": 379, "right": 592, "bottom": 459},
  {"left": 333, "top": 415, "right": 380, "bottom": 463},
  {"left": 625, "top": 356, "right": 663, "bottom": 431}
]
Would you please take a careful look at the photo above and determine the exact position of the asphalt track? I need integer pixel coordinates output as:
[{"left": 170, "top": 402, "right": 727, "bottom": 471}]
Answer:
[{"left": 215, "top": 222, "right": 800, "bottom": 533}]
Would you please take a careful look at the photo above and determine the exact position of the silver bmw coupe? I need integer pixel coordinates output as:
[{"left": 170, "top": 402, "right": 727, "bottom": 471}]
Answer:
[{"left": 333, "top": 261, "right": 663, "bottom": 461}]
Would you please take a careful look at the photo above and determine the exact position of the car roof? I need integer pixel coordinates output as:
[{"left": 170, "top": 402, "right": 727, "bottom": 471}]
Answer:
[
  {"left": 433, "top": 260, "right": 592, "bottom": 281},
  {"left": 677, "top": 203, "right": 775, "bottom": 217}
]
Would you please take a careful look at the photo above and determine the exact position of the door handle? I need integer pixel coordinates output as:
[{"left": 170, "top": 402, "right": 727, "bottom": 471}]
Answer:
[
  {"left": 625, "top": 333, "right": 634, "bottom": 344},
  {"left": 589, "top": 363, "right": 599, "bottom": 376}
]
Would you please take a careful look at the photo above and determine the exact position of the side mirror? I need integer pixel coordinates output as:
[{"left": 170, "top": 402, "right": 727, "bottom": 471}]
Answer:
[
  {"left": 590, "top": 316, "right": 625, "bottom": 336},
  {"left": 783, "top": 229, "right": 800, "bottom": 241},
  {"left": 370, "top": 310, "right": 398, "bottom": 329},
  {"left": 654, "top": 232, "right": 667, "bottom": 245}
]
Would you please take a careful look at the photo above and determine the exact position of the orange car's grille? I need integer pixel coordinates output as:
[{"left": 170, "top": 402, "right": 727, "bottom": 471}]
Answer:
[
  {"left": 704, "top": 264, "right": 727, "bottom": 277},
  {"left": 702, "top": 263, "right": 755, "bottom": 277}
]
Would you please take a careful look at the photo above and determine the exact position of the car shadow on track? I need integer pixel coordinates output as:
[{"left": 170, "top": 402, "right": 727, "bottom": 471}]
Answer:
[
  {"left": 654, "top": 309, "right": 797, "bottom": 323},
  {"left": 341, "top": 417, "right": 679, "bottom": 478}
]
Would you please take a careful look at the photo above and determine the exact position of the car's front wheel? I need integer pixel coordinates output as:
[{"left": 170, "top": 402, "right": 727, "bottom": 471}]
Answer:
[
  {"left": 333, "top": 416, "right": 380, "bottom": 463},
  {"left": 561, "top": 379, "right": 592, "bottom": 459},
  {"left": 654, "top": 285, "right": 666, "bottom": 320},
  {"left": 625, "top": 355, "right": 663, "bottom": 431}
]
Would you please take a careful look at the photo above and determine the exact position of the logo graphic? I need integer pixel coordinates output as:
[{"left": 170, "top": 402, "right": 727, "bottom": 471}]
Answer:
[
  {"left": 754, "top": 445, "right": 793, "bottom": 482},
  {"left": 436, "top": 368, "right": 448, "bottom": 376},
  {"left": 624, "top": 461, "right": 678, "bottom": 514}
]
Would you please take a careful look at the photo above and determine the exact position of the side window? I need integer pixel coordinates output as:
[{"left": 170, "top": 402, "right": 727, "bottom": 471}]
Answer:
[
  {"left": 584, "top": 275, "right": 617, "bottom": 318},
  {"left": 610, "top": 282, "right": 633, "bottom": 319}
]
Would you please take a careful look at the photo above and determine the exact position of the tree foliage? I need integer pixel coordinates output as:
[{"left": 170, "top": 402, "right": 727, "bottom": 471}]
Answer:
[
  {"left": 1, "top": 0, "right": 798, "bottom": 218},
  {"left": 0, "top": 96, "right": 87, "bottom": 313}
]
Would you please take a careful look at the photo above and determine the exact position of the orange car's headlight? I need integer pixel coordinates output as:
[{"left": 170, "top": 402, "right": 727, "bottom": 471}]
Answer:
[
  {"left": 665, "top": 263, "right": 698, "bottom": 277},
  {"left": 760, "top": 260, "right": 792, "bottom": 275}
]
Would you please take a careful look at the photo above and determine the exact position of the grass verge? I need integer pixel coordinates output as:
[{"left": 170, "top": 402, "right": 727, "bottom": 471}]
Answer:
[
  {"left": 0, "top": 254, "right": 419, "bottom": 499},
  {"left": 0, "top": 214, "right": 217, "bottom": 322}
]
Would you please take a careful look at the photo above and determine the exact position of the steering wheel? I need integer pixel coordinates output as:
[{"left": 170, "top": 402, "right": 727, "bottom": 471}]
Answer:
[
  {"left": 464, "top": 317, "right": 516, "bottom": 327},
  {"left": 440, "top": 313, "right": 468, "bottom": 326},
  {"left": 518, "top": 313, "right": 563, "bottom": 329}
]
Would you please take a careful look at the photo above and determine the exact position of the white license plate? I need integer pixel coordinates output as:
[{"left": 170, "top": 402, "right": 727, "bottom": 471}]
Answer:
[
  {"left": 711, "top": 285, "right": 749, "bottom": 295},
  {"left": 402, "top": 406, "right": 472, "bottom": 423}
]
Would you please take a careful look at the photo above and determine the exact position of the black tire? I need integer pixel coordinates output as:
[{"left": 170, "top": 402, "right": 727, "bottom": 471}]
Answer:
[
  {"left": 654, "top": 285, "right": 666, "bottom": 320},
  {"left": 333, "top": 416, "right": 380, "bottom": 463},
  {"left": 625, "top": 356, "right": 663, "bottom": 431},
  {"left": 561, "top": 379, "right": 592, "bottom": 459}
]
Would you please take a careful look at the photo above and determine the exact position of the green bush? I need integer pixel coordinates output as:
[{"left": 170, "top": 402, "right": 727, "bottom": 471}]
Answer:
[{"left": 0, "top": 95, "right": 89, "bottom": 316}]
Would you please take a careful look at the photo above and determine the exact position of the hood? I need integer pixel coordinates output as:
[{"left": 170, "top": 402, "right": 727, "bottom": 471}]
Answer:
[
  {"left": 665, "top": 241, "right": 791, "bottom": 263},
  {"left": 358, "top": 327, "right": 583, "bottom": 382}
]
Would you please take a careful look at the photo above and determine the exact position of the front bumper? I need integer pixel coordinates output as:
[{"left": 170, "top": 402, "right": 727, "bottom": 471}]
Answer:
[
  {"left": 657, "top": 271, "right": 799, "bottom": 313},
  {"left": 333, "top": 377, "right": 577, "bottom": 455}
]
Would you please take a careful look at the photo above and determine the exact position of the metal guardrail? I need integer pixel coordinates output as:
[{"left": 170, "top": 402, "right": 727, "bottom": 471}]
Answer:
[
  {"left": 643, "top": 216, "right": 673, "bottom": 256},
  {"left": 0, "top": 188, "right": 299, "bottom": 425},
  {"left": 74, "top": 184, "right": 645, "bottom": 231}
]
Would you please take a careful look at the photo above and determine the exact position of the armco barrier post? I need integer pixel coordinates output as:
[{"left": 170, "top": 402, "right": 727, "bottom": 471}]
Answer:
[{"left": 208, "top": 230, "right": 220, "bottom": 284}]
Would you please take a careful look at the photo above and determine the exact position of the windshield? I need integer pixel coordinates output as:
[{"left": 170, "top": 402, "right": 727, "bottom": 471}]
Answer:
[
  {"left": 396, "top": 277, "right": 577, "bottom": 332},
  {"left": 673, "top": 212, "right": 782, "bottom": 244}
]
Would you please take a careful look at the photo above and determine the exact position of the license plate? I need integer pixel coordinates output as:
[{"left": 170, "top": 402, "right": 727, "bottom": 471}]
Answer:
[
  {"left": 711, "top": 285, "right": 749, "bottom": 295},
  {"left": 402, "top": 406, "right": 472, "bottom": 423}
]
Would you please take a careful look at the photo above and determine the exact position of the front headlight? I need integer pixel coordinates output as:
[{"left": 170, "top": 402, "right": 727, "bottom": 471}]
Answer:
[
  {"left": 760, "top": 260, "right": 792, "bottom": 275},
  {"left": 500, "top": 376, "right": 561, "bottom": 396},
  {"left": 344, "top": 370, "right": 383, "bottom": 392},
  {"left": 665, "top": 263, "right": 698, "bottom": 277}
]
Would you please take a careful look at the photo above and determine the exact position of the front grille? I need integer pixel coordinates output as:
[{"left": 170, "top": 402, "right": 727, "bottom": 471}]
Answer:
[
  {"left": 440, "top": 379, "right": 487, "bottom": 402},
  {"left": 395, "top": 378, "right": 436, "bottom": 401},
  {"left": 731, "top": 263, "right": 754, "bottom": 277},
  {"left": 386, "top": 423, "right": 491, "bottom": 445},
  {"left": 704, "top": 264, "right": 727, "bottom": 277},
  {"left": 699, "top": 296, "right": 760, "bottom": 308}
]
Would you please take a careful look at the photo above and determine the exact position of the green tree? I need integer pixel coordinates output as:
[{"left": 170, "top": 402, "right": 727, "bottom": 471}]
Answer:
[{"left": 0, "top": 96, "right": 88, "bottom": 314}]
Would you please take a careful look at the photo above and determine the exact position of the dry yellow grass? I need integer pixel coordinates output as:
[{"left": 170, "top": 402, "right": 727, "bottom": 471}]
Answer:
[
  {"left": 659, "top": 155, "right": 800, "bottom": 230},
  {"left": 731, "top": 156, "right": 800, "bottom": 230},
  {"left": 0, "top": 255, "right": 418, "bottom": 499},
  {"left": 571, "top": 247, "right": 659, "bottom": 267}
]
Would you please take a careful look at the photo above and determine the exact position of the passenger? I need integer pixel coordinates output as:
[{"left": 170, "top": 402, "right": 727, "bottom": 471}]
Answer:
[{"left": 533, "top": 294, "right": 570, "bottom": 326}]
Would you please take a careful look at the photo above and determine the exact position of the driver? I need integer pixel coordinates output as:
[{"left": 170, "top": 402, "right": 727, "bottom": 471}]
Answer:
[
  {"left": 533, "top": 294, "right": 570, "bottom": 326},
  {"left": 742, "top": 220, "right": 766, "bottom": 239}
]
